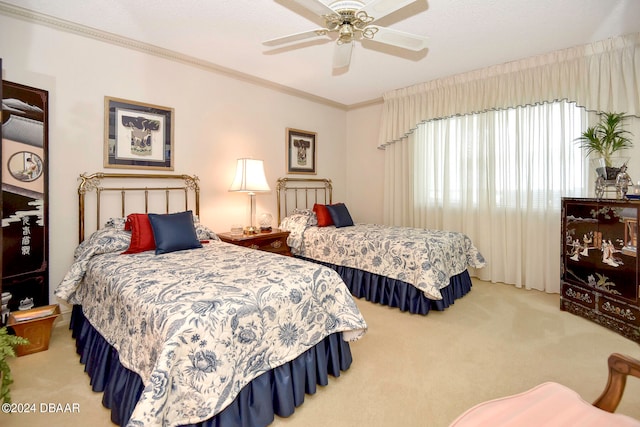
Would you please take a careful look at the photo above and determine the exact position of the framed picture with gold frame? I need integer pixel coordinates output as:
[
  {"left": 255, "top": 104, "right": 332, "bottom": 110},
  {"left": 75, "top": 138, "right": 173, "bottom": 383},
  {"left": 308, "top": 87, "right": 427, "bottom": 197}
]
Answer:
[
  {"left": 286, "top": 128, "right": 316, "bottom": 175},
  {"left": 104, "top": 96, "right": 174, "bottom": 170}
]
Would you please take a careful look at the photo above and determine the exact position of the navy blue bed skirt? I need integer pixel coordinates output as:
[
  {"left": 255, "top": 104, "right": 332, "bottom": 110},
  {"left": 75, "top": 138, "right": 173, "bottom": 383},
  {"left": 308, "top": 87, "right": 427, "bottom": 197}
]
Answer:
[
  {"left": 298, "top": 257, "right": 473, "bottom": 315},
  {"left": 70, "top": 305, "right": 353, "bottom": 427}
]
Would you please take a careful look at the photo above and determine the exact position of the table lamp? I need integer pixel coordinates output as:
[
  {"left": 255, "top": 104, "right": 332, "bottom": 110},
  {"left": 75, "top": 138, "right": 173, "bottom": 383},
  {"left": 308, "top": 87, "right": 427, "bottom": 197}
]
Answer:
[{"left": 229, "top": 158, "right": 270, "bottom": 234}]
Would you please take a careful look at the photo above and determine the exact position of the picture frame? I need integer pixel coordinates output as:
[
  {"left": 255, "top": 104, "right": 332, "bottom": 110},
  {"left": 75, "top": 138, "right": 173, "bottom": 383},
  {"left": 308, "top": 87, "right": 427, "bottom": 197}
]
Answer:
[
  {"left": 286, "top": 128, "right": 316, "bottom": 174},
  {"left": 104, "top": 96, "right": 174, "bottom": 170}
]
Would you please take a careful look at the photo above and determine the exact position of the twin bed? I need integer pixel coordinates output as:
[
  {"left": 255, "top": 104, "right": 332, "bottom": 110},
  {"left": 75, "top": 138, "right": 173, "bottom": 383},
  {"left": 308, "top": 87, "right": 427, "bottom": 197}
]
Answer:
[
  {"left": 57, "top": 173, "right": 484, "bottom": 427},
  {"left": 57, "top": 173, "right": 367, "bottom": 427},
  {"left": 276, "top": 177, "right": 486, "bottom": 315}
]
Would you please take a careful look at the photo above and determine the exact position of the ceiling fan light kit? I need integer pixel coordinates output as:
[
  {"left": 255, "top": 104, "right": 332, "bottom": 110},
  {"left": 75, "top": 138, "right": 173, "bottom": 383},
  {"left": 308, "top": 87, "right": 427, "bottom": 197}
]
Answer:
[{"left": 263, "top": 0, "right": 429, "bottom": 69}]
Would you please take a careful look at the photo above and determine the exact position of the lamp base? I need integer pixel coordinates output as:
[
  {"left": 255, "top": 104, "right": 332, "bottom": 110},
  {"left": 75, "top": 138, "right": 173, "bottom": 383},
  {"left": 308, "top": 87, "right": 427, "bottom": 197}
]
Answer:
[{"left": 243, "top": 226, "right": 258, "bottom": 235}]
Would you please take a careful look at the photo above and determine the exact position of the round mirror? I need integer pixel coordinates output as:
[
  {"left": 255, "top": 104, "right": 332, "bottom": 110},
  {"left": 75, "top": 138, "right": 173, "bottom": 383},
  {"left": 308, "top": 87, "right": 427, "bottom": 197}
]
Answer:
[{"left": 8, "top": 152, "right": 43, "bottom": 182}]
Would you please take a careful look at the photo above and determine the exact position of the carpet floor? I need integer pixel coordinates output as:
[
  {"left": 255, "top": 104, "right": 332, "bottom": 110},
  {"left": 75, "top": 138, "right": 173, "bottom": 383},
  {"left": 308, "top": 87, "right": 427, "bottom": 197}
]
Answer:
[{"left": 3, "top": 278, "right": 640, "bottom": 427}]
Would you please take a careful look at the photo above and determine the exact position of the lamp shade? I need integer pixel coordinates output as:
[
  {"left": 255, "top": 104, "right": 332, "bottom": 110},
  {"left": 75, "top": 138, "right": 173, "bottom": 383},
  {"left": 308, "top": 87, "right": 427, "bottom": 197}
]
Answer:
[{"left": 229, "top": 158, "right": 270, "bottom": 193}]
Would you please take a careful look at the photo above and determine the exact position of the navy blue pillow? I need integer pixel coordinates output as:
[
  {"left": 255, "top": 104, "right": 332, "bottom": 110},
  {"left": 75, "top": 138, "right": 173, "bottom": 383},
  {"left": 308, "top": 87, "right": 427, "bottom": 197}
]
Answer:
[
  {"left": 326, "top": 203, "right": 354, "bottom": 228},
  {"left": 148, "top": 210, "right": 202, "bottom": 254}
]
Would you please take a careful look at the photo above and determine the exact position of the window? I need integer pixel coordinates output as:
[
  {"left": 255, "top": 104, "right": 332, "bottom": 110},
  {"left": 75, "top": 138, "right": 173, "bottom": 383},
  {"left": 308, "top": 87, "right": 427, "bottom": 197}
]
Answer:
[
  {"left": 408, "top": 100, "right": 589, "bottom": 291},
  {"left": 414, "top": 101, "right": 589, "bottom": 212}
]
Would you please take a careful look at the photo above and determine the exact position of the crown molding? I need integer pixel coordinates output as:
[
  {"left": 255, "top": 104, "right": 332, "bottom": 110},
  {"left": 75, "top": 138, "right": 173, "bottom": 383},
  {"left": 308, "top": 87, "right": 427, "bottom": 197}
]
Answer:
[
  {"left": 0, "top": 1, "right": 359, "bottom": 111},
  {"left": 346, "top": 97, "right": 383, "bottom": 110}
]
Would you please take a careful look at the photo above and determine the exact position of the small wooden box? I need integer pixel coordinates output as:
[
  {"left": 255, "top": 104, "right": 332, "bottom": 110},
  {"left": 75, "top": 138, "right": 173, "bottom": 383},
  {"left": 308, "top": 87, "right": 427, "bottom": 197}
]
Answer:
[{"left": 8, "top": 304, "right": 60, "bottom": 356}]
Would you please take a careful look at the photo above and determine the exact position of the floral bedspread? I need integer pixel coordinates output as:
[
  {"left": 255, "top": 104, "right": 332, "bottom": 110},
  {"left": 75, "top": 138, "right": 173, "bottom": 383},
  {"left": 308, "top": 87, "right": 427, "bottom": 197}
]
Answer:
[
  {"left": 56, "top": 227, "right": 367, "bottom": 427},
  {"left": 280, "top": 217, "right": 486, "bottom": 300}
]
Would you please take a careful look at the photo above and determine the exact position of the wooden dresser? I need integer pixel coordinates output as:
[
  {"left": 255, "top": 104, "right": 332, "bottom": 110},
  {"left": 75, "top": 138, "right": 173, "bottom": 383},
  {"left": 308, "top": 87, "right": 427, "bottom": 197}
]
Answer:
[
  {"left": 217, "top": 229, "right": 292, "bottom": 256},
  {"left": 561, "top": 197, "right": 640, "bottom": 343}
]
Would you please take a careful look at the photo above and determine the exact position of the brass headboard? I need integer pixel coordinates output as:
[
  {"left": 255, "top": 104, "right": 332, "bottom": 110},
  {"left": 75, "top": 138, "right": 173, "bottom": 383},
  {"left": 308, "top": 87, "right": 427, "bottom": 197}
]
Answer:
[
  {"left": 78, "top": 172, "right": 200, "bottom": 242},
  {"left": 276, "top": 177, "right": 332, "bottom": 224}
]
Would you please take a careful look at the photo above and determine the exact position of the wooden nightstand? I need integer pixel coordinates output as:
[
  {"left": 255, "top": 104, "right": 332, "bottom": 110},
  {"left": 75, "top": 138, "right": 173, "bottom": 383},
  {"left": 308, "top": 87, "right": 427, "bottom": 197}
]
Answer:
[{"left": 217, "top": 229, "right": 292, "bottom": 256}]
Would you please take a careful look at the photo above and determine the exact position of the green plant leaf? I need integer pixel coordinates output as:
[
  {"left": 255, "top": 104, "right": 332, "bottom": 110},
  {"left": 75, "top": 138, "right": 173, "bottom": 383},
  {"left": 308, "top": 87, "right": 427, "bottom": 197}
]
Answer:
[
  {"left": 0, "top": 326, "right": 30, "bottom": 404},
  {"left": 575, "top": 112, "right": 633, "bottom": 166}
]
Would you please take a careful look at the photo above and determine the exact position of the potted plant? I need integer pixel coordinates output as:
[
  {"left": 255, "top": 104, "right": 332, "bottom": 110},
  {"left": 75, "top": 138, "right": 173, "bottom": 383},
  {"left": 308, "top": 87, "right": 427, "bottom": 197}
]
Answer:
[
  {"left": 0, "top": 326, "right": 28, "bottom": 404},
  {"left": 575, "top": 112, "right": 634, "bottom": 180}
]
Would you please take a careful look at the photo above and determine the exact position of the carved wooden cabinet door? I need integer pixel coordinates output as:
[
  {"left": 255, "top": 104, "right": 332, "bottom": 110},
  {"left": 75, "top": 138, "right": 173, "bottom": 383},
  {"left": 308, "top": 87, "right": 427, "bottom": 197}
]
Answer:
[
  {"left": 0, "top": 58, "right": 2, "bottom": 325},
  {"left": 561, "top": 198, "right": 640, "bottom": 343},
  {"left": 1, "top": 79, "right": 49, "bottom": 321}
]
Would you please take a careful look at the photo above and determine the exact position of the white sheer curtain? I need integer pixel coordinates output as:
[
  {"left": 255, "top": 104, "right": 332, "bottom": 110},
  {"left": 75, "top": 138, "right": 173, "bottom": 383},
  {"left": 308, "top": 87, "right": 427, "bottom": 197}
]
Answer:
[
  {"left": 380, "top": 32, "right": 640, "bottom": 293},
  {"left": 385, "top": 102, "right": 589, "bottom": 292}
]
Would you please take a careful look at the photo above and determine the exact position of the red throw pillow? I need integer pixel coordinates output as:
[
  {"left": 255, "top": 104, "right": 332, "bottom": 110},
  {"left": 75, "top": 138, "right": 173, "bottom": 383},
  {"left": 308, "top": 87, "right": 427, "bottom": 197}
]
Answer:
[
  {"left": 122, "top": 213, "right": 156, "bottom": 254},
  {"left": 313, "top": 203, "right": 334, "bottom": 227}
]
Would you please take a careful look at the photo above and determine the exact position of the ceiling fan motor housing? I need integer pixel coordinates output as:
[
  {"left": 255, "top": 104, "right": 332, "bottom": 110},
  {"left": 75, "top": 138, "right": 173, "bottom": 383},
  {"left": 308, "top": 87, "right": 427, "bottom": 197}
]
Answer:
[
  {"left": 326, "top": 0, "right": 375, "bottom": 42},
  {"left": 329, "top": 1, "right": 366, "bottom": 12}
]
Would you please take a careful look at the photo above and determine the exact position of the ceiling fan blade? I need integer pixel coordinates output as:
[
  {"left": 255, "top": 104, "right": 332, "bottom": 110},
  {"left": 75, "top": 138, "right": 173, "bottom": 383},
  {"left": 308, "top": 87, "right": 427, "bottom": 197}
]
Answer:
[
  {"left": 263, "top": 29, "right": 328, "bottom": 47},
  {"left": 368, "top": 26, "right": 428, "bottom": 51},
  {"left": 333, "top": 41, "right": 353, "bottom": 68},
  {"left": 358, "top": 0, "right": 418, "bottom": 21},
  {"left": 292, "top": 0, "right": 339, "bottom": 18}
]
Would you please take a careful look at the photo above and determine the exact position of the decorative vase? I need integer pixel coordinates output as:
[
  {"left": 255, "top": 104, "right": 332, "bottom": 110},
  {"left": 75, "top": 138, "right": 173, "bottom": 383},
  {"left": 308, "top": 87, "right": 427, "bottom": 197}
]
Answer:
[
  {"left": 258, "top": 213, "right": 273, "bottom": 232},
  {"left": 591, "top": 157, "right": 630, "bottom": 199},
  {"left": 591, "top": 157, "right": 630, "bottom": 180},
  {"left": 1, "top": 292, "right": 11, "bottom": 325}
]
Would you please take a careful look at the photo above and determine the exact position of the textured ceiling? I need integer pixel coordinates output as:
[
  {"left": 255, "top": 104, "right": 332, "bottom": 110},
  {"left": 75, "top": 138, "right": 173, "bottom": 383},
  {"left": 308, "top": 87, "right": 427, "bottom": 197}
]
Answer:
[{"left": 2, "top": 0, "right": 640, "bottom": 107}]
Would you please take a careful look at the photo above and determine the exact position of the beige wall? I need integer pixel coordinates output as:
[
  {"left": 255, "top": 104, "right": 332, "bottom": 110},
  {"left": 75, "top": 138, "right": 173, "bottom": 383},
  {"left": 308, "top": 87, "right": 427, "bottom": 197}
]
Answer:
[
  {"left": 0, "top": 13, "right": 385, "bottom": 304},
  {"left": 345, "top": 103, "right": 385, "bottom": 224}
]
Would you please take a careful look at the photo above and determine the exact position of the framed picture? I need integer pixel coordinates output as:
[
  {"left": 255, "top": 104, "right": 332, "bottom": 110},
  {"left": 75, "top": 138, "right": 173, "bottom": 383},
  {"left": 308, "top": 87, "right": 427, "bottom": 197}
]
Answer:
[
  {"left": 286, "top": 128, "right": 316, "bottom": 174},
  {"left": 104, "top": 96, "right": 174, "bottom": 170}
]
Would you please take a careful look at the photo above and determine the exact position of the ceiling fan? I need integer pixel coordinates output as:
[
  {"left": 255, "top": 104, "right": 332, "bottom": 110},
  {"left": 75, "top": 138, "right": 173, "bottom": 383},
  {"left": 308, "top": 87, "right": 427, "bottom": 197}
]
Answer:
[{"left": 263, "top": 0, "right": 429, "bottom": 69}]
